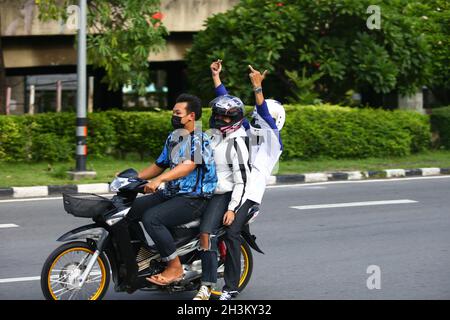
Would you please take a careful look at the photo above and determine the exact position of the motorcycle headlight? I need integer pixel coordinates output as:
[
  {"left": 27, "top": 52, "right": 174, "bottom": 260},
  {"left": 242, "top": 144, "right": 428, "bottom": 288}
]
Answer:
[{"left": 110, "top": 177, "right": 131, "bottom": 192}]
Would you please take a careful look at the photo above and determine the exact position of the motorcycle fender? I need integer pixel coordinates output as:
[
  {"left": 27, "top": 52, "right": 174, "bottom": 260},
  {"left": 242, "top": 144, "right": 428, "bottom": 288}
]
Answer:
[
  {"left": 241, "top": 224, "right": 264, "bottom": 254},
  {"left": 57, "top": 224, "right": 107, "bottom": 242}
]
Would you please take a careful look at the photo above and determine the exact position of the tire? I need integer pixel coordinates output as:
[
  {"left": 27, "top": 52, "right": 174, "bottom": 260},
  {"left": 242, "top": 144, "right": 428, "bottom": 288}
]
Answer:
[
  {"left": 210, "top": 240, "right": 253, "bottom": 298},
  {"left": 41, "top": 241, "right": 110, "bottom": 300}
]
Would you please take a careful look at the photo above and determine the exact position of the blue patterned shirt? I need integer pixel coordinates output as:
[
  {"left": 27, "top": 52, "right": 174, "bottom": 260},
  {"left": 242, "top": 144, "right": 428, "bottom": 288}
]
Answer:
[{"left": 155, "top": 130, "right": 217, "bottom": 198}]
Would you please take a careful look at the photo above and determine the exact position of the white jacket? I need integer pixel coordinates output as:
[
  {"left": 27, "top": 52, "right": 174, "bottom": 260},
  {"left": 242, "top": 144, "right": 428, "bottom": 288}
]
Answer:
[
  {"left": 244, "top": 107, "right": 283, "bottom": 205},
  {"left": 211, "top": 127, "right": 251, "bottom": 212}
]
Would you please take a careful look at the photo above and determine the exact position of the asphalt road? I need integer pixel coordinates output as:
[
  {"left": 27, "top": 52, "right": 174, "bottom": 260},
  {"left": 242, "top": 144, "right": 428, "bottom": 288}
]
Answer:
[{"left": 1, "top": 176, "right": 450, "bottom": 300}]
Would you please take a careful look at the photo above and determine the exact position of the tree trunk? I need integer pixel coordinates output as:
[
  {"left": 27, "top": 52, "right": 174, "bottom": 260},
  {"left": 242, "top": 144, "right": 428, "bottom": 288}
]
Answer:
[{"left": 0, "top": 13, "right": 6, "bottom": 114}]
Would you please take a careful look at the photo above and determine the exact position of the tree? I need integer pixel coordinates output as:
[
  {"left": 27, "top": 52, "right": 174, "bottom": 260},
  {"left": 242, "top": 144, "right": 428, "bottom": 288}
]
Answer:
[
  {"left": 36, "top": 0, "right": 168, "bottom": 95},
  {"left": 404, "top": 0, "right": 450, "bottom": 105},
  {"left": 186, "top": 0, "right": 435, "bottom": 105}
]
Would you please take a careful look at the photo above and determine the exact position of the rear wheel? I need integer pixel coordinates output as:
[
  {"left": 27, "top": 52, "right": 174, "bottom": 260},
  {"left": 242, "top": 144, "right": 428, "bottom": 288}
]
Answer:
[
  {"left": 41, "top": 241, "right": 110, "bottom": 300},
  {"left": 210, "top": 240, "right": 253, "bottom": 297}
]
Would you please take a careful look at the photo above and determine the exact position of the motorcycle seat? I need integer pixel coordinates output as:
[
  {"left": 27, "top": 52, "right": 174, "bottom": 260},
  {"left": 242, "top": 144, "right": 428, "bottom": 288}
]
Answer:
[{"left": 169, "top": 219, "right": 201, "bottom": 248}]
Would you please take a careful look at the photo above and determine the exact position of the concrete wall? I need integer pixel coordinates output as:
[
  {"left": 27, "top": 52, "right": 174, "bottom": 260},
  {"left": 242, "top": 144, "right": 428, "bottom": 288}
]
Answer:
[
  {"left": 161, "top": 0, "right": 239, "bottom": 32},
  {"left": 3, "top": 36, "right": 193, "bottom": 67},
  {"left": 4, "top": 37, "right": 77, "bottom": 68},
  {"left": 0, "top": 0, "right": 238, "bottom": 66}
]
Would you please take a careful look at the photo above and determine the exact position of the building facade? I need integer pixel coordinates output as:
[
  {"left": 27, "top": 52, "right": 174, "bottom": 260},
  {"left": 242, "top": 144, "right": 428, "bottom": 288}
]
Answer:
[{"left": 1, "top": 0, "right": 238, "bottom": 113}]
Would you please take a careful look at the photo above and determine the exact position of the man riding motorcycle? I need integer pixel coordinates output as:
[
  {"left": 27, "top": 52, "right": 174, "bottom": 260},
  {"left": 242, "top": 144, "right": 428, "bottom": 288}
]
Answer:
[{"left": 126, "top": 93, "right": 217, "bottom": 286}]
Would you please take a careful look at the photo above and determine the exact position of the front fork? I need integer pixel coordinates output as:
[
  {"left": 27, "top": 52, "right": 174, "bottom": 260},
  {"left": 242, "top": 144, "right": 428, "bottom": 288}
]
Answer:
[
  {"left": 76, "top": 230, "right": 109, "bottom": 288},
  {"left": 77, "top": 252, "right": 100, "bottom": 288}
]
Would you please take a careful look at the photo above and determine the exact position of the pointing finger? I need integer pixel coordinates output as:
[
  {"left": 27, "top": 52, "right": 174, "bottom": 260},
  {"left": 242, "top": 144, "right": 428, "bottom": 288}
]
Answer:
[{"left": 248, "top": 65, "right": 256, "bottom": 73}]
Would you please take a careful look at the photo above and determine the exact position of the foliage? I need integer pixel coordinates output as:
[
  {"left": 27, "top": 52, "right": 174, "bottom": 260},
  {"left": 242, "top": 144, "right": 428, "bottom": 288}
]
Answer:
[
  {"left": 0, "top": 116, "right": 28, "bottom": 161},
  {"left": 403, "top": 0, "right": 450, "bottom": 105},
  {"left": 0, "top": 106, "right": 431, "bottom": 162},
  {"left": 104, "top": 110, "right": 171, "bottom": 159},
  {"left": 36, "top": 0, "right": 168, "bottom": 95},
  {"left": 30, "top": 133, "right": 73, "bottom": 162},
  {"left": 285, "top": 67, "right": 323, "bottom": 104},
  {"left": 281, "top": 105, "right": 430, "bottom": 160},
  {"left": 430, "top": 106, "right": 450, "bottom": 149},
  {"left": 186, "top": 0, "right": 436, "bottom": 105}
]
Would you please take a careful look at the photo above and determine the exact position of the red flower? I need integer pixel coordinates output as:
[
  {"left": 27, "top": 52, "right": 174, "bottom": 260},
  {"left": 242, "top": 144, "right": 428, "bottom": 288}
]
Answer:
[
  {"left": 152, "top": 12, "right": 163, "bottom": 20},
  {"left": 276, "top": 2, "right": 284, "bottom": 6}
]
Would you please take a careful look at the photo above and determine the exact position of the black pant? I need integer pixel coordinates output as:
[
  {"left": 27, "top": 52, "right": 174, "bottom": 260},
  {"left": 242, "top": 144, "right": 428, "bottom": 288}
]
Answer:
[
  {"left": 127, "top": 190, "right": 168, "bottom": 222},
  {"left": 223, "top": 199, "right": 256, "bottom": 293},
  {"left": 198, "top": 192, "right": 232, "bottom": 286},
  {"left": 128, "top": 191, "right": 208, "bottom": 261}
]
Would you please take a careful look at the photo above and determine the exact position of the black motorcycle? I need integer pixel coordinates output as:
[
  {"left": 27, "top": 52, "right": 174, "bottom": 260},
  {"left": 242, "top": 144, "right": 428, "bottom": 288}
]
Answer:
[{"left": 41, "top": 168, "right": 263, "bottom": 300}]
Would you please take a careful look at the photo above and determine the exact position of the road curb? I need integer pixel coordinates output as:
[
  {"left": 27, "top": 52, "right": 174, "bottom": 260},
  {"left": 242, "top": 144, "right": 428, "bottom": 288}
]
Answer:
[
  {"left": 268, "top": 167, "right": 450, "bottom": 185},
  {"left": 0, "top": 183, "right": 110, "bottom": 200},
  {"left": 1, "top": 167, "right": 450, "bottom": 199}
]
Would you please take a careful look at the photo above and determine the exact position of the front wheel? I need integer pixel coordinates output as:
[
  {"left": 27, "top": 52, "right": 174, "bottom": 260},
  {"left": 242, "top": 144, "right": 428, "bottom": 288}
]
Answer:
[{"left": 41, "top": 241, "right": 110, "bottom": 300}]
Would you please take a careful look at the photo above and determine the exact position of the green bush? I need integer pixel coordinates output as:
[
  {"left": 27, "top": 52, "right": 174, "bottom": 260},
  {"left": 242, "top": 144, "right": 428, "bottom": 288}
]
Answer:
[
  {"left": 0, "top": 106, "right": 432, "bottom": 162},
  {"left": 0, "top": 116, "right": 29, "bottom": 161},
  {"left": 430, "top": 106, "right": 450, "bottom": 149},
  {"left": 392, "top": 110, "right": 431, "bottom": 153},
  {"left": 24, "top": 112, "right": 75, "bottom": 138},
  {"left": 23, "top": 113, "right": 76, "bottom": 162},
  {"left": 30, "top": 133, "right": 73, "bottom": 162},
  {"left": 87, "top": 113, "right": 118, "bottom": 157},
  {"left": 102, "top": 110, "right": 172, "bottom": 159},
  {"left": 280, "top": 105, "right": 430, "bottom": 160}
]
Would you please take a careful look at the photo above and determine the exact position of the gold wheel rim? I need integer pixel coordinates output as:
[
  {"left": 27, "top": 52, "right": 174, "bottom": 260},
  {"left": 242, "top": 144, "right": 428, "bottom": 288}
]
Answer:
[{"left": 47, "top": 247, "right": 107, "bottom": 300}]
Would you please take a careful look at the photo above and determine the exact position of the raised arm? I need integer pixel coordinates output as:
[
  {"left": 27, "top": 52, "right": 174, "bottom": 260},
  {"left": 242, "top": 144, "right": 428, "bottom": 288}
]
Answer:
[
  {"left": 211, "top": 59, "right": 228, "bottom": 96},
  {"left": 248, "top": 65, "right": 277, "bottom": 129},
  {"left": 248, "top": 65, "right": 268, "bottom": 107}
]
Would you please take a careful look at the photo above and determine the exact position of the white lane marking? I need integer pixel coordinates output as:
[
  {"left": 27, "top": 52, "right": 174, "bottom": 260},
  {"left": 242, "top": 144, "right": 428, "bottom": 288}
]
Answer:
[
  {"left": 267, "top": 175, "right": 450, "bottom": 189},
  {"left": 0, "top": 196, "right": 64, "bottom": 204},
  {"left": 300, "top": 186, "right": 326, "bottom": 189},
  {"left": 0, "top": 224, "right": 19, "bottom": 229},
  {"left": 291, "top": 199, "right": 418, "bottom": 210},
  {"left": 0, "top": 271, "right": 103, "bottom": 284},
  {"left": 0, "top": 276, "right": 40, "bottom": 284}
]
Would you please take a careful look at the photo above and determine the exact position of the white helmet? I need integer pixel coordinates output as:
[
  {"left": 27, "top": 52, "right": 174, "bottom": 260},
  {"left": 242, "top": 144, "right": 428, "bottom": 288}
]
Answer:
[{"left": 249, "top": 99, "right": 285, "bottom": 136}]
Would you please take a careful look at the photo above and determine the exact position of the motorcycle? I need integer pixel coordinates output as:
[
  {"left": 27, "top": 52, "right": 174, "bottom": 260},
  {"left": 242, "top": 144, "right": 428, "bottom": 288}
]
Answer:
[{"left": 40, "top": 168, "right": 263, "bottom": 300}]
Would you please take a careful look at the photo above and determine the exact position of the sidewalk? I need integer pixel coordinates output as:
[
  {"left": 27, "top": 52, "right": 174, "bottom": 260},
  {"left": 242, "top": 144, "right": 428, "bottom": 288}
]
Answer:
[{"left": 1, "top": 167, "right": 449, "bottom": 200}]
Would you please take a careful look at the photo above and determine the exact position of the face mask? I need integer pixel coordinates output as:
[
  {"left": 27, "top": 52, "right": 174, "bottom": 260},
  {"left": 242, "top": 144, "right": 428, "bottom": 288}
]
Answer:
[
  {"left": 209, "top": 115, "right": 229, "bottom": 130},
  {"left": 171, "top": 115, "right": 185, "bottom": 129}
]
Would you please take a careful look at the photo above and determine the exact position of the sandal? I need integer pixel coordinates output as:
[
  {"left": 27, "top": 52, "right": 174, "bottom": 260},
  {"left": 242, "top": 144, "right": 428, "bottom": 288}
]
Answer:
[{"left": 146, "top": 272, "right": 184, "bottom": 286}]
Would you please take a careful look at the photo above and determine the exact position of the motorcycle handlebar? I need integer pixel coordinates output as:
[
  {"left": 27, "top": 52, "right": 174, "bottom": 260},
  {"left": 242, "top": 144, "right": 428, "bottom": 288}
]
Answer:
[{"left": 135, "top": 178, "right": 148, "bottom": 194}]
